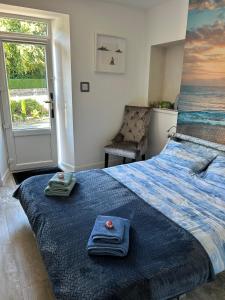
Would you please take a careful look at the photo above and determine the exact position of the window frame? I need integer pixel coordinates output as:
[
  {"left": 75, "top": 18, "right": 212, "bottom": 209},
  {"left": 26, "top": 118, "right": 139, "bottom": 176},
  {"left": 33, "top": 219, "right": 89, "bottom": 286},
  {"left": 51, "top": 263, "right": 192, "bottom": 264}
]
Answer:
[{"left": 0, "top": 13, "right": 51, "bottom": 42}]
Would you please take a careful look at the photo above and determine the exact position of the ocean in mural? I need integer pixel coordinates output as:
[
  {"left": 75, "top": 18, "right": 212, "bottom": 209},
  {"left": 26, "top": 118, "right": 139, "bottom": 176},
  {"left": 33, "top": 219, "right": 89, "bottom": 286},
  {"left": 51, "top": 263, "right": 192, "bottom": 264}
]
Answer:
[{"left": 177, "top": 0, "right": 225, "bottom": 144}]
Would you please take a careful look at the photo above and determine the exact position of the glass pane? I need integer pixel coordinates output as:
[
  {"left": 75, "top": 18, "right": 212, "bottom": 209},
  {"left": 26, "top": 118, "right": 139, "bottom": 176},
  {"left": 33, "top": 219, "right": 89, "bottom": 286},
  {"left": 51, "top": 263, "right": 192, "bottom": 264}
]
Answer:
[
  {"left": 3, "top": 42, "right": 51, "bottom": 130},
  {"left": 0, "top": 17, "right": 48, "bottom": 37}
]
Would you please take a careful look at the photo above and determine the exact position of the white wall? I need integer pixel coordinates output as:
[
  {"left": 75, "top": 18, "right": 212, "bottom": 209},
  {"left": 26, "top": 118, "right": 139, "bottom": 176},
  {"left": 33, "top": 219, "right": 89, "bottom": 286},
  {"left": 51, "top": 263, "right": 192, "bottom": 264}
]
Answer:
[
  {"left": 147, "top": 0, "right": 188, "bottom": 156},
  {"left": 0, "top": 0, "right": 149, "bottom": 170},
  {"left": 162, "top": 42, "right": 185, "bottom": 102},
  {"left": 147, "top": 0, "right": 189, "bottom": 106},
  {"left": 148, "top": 46, "right": 166, "bottom": 103},
  {"left": 146, "top": 0, "right": 188, "bottom": 106},
  {"left": 67, "top": 1, "right": 149, "bottom": 169},
  {"left": 146, "top": 0, "right": 189, "bottom": 46},
  {"left": 146, "top": 0, "right": 189, "bottom": 106},
  {"left": 149, "top": 41, "right": 185, "bottom": 104}
]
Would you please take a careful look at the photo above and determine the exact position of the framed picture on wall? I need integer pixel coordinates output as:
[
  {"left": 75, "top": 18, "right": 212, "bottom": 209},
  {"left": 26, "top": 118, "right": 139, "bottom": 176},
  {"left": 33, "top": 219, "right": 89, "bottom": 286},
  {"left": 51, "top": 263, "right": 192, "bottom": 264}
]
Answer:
[{"left": 95, "top": 33, "right": 126, "bottom": 74}]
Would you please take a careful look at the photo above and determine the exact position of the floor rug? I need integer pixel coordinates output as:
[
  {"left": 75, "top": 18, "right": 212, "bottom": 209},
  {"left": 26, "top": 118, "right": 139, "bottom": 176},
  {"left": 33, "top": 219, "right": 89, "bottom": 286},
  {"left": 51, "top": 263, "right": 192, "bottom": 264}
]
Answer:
[{"left": 13, "top": 167, "right": 62, "bottom": 184}]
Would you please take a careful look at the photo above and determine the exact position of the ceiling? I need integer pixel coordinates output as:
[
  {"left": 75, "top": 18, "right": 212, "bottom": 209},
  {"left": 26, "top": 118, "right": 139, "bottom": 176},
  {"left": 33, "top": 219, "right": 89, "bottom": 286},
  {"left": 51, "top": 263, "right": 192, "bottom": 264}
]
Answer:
[{"left": 100, "top": 0, "right": 166, "bottom": 9}]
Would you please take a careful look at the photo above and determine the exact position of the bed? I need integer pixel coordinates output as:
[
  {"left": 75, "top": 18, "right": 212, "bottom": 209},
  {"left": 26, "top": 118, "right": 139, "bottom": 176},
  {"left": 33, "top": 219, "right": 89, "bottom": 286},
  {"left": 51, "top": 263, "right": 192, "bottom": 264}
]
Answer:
[{"left": 13, "top": 134, "right": 225, "bottom": 300}]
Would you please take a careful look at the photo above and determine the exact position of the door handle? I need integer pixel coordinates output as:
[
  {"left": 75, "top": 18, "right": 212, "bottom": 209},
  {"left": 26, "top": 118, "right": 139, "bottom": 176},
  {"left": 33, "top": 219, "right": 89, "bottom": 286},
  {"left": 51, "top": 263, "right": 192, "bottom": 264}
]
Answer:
[
  {"left": 50, "top": 92, "right": 54, "bottom": 101},
  {"left": 46, "top": 92, "right": 55, "bottom": 118},
  {"left": 44, "top": 101, "right": 55, "bottom": 118}
]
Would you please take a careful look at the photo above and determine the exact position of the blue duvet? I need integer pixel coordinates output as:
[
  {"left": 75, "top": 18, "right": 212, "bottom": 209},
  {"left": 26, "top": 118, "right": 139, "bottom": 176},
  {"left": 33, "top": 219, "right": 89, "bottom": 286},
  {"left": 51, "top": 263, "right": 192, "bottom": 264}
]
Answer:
[
  {"left": 105, "top": 143, "right": 225, "bottom": 275},
  {"left": 15, "top": 154, "right": 215, "bottom": 300}
]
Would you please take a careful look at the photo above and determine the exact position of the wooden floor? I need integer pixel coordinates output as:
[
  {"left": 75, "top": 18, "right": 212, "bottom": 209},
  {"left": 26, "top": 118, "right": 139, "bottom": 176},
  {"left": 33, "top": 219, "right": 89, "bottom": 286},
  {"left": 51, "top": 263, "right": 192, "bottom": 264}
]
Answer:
[
  {"left": 0, "top": 179, "right": 54, "bottom": 300},
  {"left": 0, "top": 177, "right": 225, "bottom": 300}
]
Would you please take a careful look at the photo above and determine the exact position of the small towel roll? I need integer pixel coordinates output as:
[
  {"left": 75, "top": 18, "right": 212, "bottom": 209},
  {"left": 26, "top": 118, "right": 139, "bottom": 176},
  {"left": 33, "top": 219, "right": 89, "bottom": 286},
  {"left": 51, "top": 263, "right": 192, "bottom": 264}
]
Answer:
[
  {"left": 49, "top": 172, "right": 73, "bottom": 187},
  {"left": 91, "top": 215, "right": 126, "bottom": 244}
]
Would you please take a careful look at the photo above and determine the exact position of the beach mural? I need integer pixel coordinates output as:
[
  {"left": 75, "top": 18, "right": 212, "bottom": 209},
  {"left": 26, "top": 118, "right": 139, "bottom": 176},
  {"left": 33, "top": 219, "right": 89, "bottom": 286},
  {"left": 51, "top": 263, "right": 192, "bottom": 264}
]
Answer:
[{"left": 177, "top": 0, "right": 225, "bottom": 144}]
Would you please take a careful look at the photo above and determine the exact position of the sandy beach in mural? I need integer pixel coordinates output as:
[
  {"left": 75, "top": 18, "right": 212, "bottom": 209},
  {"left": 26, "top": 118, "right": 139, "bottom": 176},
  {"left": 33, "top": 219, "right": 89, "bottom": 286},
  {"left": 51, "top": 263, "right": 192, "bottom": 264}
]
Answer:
[
  {"left": 178, "top": 0, "right": 225, "bottom": 144},
  {"left": 177, "top": 124, "right": 225, "bottom": 144}
]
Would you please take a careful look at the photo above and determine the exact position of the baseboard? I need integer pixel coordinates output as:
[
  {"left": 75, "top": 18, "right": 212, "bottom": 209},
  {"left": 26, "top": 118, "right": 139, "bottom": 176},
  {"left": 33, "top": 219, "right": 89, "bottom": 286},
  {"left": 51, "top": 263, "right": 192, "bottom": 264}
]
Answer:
[
  {"left": 59, "top": 161, "right": 76, "bottom": 172},
  {"left": 2, "top": 168, "right": 10, "bottom": 185},
  {"left": 74, "top": 161, "right": 104, "bottom": 172},
  {"left": 60, "top": 157, "right": 123, "bottom": 173},
  {"left": 75, "top": 158, "right": 122, "bottom": 172}
]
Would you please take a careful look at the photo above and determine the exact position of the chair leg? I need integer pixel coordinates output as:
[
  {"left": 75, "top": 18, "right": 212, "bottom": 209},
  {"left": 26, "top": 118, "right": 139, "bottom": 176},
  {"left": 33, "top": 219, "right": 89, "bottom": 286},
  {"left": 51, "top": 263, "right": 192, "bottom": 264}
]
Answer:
[
  {"left": 123, "top": 157, "right": 126, "bottom": 164},
  {"left": 105, "top": 153, "right": 109, "bottom": 168},
  {"left": 142, "top": 154, "right": 146, "bottom": 161}
]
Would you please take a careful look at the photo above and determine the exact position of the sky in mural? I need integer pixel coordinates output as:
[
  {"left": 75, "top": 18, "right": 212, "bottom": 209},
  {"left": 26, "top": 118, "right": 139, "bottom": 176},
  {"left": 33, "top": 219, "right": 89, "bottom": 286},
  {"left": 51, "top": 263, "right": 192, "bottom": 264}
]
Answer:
[
  {"left": 183, "top": 0, "right": 225, "bottom": 87},
  {"left": 178, "top": 0, "right": 225, "bottom": 144}
]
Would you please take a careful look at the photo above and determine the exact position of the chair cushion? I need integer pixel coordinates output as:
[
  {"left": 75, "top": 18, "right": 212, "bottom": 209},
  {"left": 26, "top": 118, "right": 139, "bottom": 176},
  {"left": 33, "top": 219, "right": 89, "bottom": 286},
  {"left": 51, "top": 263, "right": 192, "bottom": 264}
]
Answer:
[
  {"left": 104, "top": 142, "right": 140, "bottom": 159},
  {"left": 120, "top": 107, "right": 150, "bottom": 143}
]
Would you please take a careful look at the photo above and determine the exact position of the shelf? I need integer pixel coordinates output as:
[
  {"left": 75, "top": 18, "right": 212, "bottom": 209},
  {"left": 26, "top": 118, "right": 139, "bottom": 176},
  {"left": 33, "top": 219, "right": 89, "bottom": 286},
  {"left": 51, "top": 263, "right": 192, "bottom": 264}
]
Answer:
[{"left": 152, "top": 108, "right": 178, "bottom": 115}]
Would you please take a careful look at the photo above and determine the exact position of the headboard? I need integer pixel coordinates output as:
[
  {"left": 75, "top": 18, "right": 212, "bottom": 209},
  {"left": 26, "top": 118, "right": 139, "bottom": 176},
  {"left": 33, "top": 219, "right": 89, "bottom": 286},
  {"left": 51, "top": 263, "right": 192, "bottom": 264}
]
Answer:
[{"left": 172, "top": 133, "right": 225, "bottom": 155}]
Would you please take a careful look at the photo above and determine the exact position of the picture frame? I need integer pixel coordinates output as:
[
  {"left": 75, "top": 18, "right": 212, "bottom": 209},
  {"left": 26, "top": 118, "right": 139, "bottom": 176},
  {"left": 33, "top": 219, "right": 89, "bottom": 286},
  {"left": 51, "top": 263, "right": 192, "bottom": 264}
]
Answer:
[{"left": 95, "top": 33, "right": 126, "bottom": 74}]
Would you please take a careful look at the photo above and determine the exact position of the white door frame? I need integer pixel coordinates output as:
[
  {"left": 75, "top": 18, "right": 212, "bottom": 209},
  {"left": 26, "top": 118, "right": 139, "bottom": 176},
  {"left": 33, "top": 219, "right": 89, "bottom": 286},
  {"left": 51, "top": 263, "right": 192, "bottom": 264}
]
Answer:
[{"left": 0, "top": 17, "right": 58, "bottom": 171}]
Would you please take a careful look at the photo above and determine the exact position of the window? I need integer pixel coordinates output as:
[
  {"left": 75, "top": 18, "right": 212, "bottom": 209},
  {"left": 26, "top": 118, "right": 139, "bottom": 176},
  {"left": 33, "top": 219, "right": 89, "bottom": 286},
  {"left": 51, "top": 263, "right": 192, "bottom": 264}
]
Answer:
[
  {"left": 0, "top": 16, "right": 48, "bottom": 37},
  {"left": 3, "top": 42, "right": 50, "bottom": 129}
]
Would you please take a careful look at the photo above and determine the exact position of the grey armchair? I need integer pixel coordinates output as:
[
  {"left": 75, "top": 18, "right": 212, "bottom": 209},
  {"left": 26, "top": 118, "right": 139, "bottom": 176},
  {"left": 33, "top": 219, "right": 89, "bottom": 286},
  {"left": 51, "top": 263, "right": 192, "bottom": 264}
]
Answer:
[{"left": 104, "top": 105, "right": 151, "bottom": 168}]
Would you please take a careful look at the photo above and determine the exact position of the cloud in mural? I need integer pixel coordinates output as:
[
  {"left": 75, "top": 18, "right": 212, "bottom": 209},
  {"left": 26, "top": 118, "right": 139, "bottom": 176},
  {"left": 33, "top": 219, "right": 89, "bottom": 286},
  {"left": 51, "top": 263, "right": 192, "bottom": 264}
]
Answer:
[
  {"left": 187, "top": 21, "right": 225, "bottom": 46},
  {"left": 189, "top": 0, "right": 225, "bottom": 10},
  {"left": 182, "top": 19, "right": 225, "bottom": 86}
]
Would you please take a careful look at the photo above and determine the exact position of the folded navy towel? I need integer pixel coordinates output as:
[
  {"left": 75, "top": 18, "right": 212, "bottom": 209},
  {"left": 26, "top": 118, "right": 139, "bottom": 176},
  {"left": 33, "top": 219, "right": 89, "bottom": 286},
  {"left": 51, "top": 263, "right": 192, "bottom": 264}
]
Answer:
[
  {"left": 87, "top": 216, "right": 130, "bottom": 257},
  {"left": 91, "top": 215, "right": 126, "bottom": 244}
]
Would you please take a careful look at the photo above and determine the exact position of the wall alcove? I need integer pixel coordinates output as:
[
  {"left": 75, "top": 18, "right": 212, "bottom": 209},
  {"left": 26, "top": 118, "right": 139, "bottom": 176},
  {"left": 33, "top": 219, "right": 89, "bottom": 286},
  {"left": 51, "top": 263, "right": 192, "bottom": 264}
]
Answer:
[
  {"left": 148, "top": 39, "right": 185, "bottom": 105},
  {"left": 148, "top": 39, "right": 185, "bottom": 157}
]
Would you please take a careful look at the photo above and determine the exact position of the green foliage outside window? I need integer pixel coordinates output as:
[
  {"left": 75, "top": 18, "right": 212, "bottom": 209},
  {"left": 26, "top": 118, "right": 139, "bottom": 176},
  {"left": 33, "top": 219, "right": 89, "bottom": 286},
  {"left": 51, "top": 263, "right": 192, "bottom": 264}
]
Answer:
[
  {"left": 0, "top": 17, "right": 48, "bottom": 85},
  {"left": 0, "top": 17, "right": 47, "bottom": 36},
  {"left": 10, "top": 99, "right": 49, "bottom": 122}
]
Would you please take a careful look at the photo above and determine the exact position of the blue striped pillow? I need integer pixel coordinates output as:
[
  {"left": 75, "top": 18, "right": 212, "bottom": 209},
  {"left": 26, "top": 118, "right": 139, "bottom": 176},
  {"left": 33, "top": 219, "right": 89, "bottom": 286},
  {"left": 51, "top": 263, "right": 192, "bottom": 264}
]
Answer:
[
  {"left": 161, "top": 140, "right": 215, "bottom": 173},
  {"left": 204, "top": 156, "right": 225, "bottom": 188}
]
